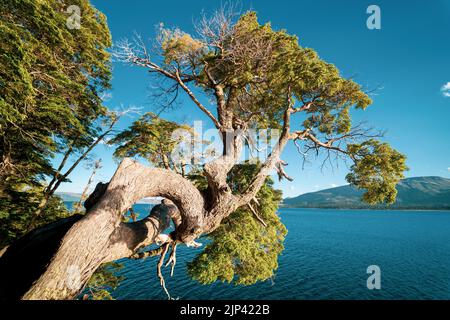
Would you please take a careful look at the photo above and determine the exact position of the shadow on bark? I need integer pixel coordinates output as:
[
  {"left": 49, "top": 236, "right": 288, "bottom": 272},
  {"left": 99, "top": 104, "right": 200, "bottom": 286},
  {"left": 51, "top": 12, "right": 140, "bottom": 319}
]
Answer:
[{"left": 0, "top": 214, "right": 83, "bottom": 301}]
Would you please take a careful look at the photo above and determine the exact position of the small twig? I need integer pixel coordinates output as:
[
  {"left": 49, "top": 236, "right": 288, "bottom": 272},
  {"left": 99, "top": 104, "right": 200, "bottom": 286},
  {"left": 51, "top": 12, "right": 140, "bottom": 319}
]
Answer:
[
  {"left": 130, "top": 246, "right": 164, "bottom": 259},
  {"left": 165, "top": 242, "right": 178, "bottom": 277},
  {"left": 157, "top": 242, "right": 171, "bottom": 300},
  {"left": 275, "top": 160, "right": 293, "bottom": 182},
  {"left": 130, "top": 238, "right": 176, "bottom": 299},
  {"left": 247, "top": 203, "right": 267, "bottom": 227},
  {"left": 129, "top": 207, "right": 137, "bottom": 222}
]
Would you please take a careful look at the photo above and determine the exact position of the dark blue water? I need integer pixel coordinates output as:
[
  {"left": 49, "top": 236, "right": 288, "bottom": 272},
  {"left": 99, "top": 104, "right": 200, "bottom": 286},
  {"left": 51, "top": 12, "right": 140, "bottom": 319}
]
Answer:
[{"left": 75, "top": 203, "right": 450, "bottom": 299}]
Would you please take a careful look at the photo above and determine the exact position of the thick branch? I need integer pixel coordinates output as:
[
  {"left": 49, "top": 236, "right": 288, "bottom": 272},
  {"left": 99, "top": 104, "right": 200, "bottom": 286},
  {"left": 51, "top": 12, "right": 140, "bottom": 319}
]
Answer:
[
  {"left": 22, "top": 158, "right": 205, "bottom": 300},
  {"left": 239, "top": 102, "right": 292, "bottom": 205},
  {"left": 290, "top": 101, "right": 314, "bottom": 114},
  {"left": 46, "top": 144, "right": 74, "bottom": 193},
  {"left": 174, "top": 69, "right": 222, "bottom": 129},
  {"left": 247, "top": 203, "right": 267, "bottom": 227},
  {"left": 203, "top": 129, "right": 244, "bottom": 195},
  {"left": 127, "top": 55, "right": 222, "bottom": 130},
  {"left": 48, "top": 118, "right": 119, "bottom": 195}
]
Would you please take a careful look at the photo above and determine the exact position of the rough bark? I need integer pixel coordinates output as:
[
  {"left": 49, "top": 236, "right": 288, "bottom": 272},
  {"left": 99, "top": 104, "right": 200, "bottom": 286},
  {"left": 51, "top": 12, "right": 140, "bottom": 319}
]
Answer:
[
  {"left": 0, "top": 214, "right": 84, "bottom": 300},
  {"left": 12, "top": 97, "right": 292, "bottom": 300},
  {"left": 21, "top": 158, "right": 205, "bottom": 300},
  {"left": 0, "top": 203, "right": 175, "bottom": 301},
  {"left": 16, "top": 101, "right": 290, "bottom": 300},
  {"left": 0, "top": 9, "right": 374, "bottom": 300},
  {"left": 0, "top": 246, "right": 8, "bottom": 258}
]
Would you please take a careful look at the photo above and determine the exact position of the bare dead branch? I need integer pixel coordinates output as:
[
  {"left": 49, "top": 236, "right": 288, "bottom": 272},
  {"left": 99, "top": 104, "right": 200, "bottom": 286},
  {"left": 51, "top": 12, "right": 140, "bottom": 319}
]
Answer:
[
  {"left": 275, "top": 160, "right": 293, "bottom": 182},
  {"left": 290, "top": 123, "right": 385, "bottom": 172},
  {"left": 247, "top": 202, "right": 267, "bottom": 227},
  {"left": 157, "top": 242, "right": 171, "bottom": 299},
  {"left": 164, "top": 242, "right": 178, "bottom": 277}
]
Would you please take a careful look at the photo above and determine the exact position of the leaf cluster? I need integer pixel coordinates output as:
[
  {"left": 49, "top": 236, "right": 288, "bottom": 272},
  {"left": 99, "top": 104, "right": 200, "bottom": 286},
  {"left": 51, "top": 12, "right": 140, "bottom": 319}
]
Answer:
[{"left": 188, "top": 163, "right": 287, "bottom": 285}]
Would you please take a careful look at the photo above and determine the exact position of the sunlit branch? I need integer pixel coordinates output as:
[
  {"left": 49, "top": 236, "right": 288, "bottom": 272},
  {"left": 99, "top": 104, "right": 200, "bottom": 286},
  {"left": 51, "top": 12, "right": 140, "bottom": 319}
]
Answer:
[{"left": 114, "top": 41, "right": 222, "bottom": 129}]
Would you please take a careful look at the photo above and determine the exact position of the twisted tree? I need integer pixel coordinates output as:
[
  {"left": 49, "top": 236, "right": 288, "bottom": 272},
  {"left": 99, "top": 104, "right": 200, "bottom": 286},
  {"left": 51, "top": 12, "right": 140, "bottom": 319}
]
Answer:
[{"left": 2, "top": 9, "right": 406, "bottom": 300}]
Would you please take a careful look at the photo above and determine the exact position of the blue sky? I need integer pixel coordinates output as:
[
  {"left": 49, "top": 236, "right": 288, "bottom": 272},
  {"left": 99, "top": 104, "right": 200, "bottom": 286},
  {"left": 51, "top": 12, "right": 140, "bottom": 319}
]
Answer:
[{"left": 57, "top": 0, "right": 450, "bottom": 197}]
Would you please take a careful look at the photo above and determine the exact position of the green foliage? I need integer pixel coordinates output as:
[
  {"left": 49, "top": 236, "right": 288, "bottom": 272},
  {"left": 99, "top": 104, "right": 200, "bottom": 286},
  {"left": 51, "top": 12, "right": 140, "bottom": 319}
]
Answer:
[
  {"left": 0, "top": 0, "right": 112, "bottom": 245},
  {"left": 83, "top": 262, "right": 124, "bottom": 300},
  {"left": 0, "top": 0, "right": 112, "bottom": 196},
  {"left": 346, "top": 140, "right": 408, "bottom": 205},
  {"left": 219, "top": 13, "right": 403, "bottom": 205},
  {"left": 0, "top": 188, "right": 69, "bottom": 248},
  {"left": 188, "top": 163, "right": 287, "bottom": 285},
  {"left": 159, "top": 27, "right": 205, "bottom": 65},
  {"left": 153, "top": 11, "right": 405, "bottom": 206},
  {"left": 110, "top": 112, "right": 193, "bottom": 170},
  {"left": 170, "top": 12, "right": 371, "bottom": 131}
]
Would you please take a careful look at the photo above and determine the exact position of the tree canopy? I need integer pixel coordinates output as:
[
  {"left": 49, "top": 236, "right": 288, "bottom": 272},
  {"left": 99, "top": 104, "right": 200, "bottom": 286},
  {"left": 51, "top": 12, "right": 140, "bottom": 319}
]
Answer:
[
  {"left": 188, "top": 163, "right": 286, "bottom": 285},
  {"left": 0, "top": 6, "right": 408, "bottom": 300},
  {"left": 110, "top": 112, "right": 192, "bottom": 173},
  {"left": 118, "top": 10, "right": 407, "bottom": 206},
  {"left": 0, "top": 0, "right": 112, "bottom": 243}
]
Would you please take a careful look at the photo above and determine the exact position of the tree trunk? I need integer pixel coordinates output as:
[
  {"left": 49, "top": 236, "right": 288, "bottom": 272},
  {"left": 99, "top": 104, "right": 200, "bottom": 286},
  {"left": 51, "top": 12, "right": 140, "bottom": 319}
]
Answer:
[
  {"left": 21, "top": 158, "right": 205, "bottom": 300},
  {"left": 0, "top": 214, "right": 84, "bottom": 300},
  {"left": 12, "top": 140, "right": 276, "bottom": 299},
  {"left": 0, "top": 246, "right": 8, "bottom": 258}
]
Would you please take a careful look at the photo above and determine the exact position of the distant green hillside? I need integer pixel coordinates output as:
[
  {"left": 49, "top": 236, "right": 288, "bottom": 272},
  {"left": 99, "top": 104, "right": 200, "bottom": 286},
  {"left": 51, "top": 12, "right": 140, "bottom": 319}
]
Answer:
[
  {"left": 55, "top": 192, "right": 161, "bottom": 204},
  {"left": 283, "top": 177, "right": 450, "bottom": 210},
  {"left": 55, "top": 192, "right": 81, "bottom": 202}
]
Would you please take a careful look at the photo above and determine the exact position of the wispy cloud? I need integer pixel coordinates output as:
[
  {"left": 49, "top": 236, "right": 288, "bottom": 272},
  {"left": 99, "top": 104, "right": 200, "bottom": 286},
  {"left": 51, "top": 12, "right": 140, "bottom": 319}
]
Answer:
[
  {"left": 447, "top": 167, "right": 450, "bottom": 172},
  {"left": 441, "top": 82, "right": 450, "bottom": 97}
]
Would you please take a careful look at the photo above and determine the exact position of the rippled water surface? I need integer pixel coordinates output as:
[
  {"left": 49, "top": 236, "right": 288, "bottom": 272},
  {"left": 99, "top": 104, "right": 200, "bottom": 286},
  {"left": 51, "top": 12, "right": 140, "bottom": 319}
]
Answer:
[{"left": 103, "top": 206, "right": 450, "bottom": 300}]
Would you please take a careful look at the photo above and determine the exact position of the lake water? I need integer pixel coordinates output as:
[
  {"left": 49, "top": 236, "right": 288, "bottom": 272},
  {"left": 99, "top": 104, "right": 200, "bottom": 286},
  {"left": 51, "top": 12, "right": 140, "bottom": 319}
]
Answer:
[{"left": 78, "top": 204, "right": 450, "bottom": 300}]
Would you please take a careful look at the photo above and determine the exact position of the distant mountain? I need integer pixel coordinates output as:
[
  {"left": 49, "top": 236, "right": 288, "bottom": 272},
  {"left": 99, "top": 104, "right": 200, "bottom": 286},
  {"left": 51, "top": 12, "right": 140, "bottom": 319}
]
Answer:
[
  {"left": 283, "top": 177, "right": 450, "bottom": 210},
  {"left": 55, "top": 192, "right": 161, "bottom": 205},
  {"left": 55, "top": 192, "right": 81, "bottom": 202}
]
